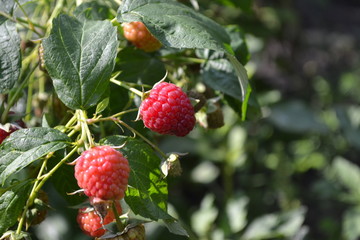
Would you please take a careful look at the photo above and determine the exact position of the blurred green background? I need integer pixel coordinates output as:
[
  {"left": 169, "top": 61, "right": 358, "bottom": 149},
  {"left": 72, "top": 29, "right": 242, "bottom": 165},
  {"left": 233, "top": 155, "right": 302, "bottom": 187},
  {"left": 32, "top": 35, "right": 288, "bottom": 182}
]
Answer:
[{"left": 30, "top": 0, "right": 360, "bottom": 239}]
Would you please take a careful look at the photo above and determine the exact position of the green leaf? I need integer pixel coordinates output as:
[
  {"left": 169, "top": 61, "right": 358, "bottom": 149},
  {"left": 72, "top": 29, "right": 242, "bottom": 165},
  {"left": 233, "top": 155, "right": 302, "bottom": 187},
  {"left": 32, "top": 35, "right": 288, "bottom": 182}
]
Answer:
[
  {"left": 109, "top": 84, "right": 131, "bottom": 114},
  {"left": 225, "top": 85, "right": 262, "bottom": 122},
  {"left": 42, "top": 14, "right": 118, "bottom": 110},
  {"left": 95, "top": 97, "right": 109, "bottom": 114},
  {"left": 198, "top": 50, "right": 250, "bottom": 103},
  {"left": 0, "top": 20, "right": 21, "bottom": 94},
  {"left": 200, "top": 51, "right": 242, "bottom": 100},
  {"left": 117, "top": 0, "right": 230, "bottom": 52},
  {"left": 0, "top": 127, "right": 71, "bottom": 185},
  {"left": 227, "top": 53, "right": 249, "bottom": 101},
  {"left": 0, "top": 180, "right": 32, "bottom": 235},
  {"left": 226, "top": 25, "right": 250, "bottom": 65},
  {"left": 115, "top": 47, "right": 166, "bottom": 85},
  {"left": 101, "top": 136, "right": 171, "bottom": 220},
  {"left": 162, "top": 219, "right": 189, "bottom": 237},
  {"left": 74, "top": 1, "right": 112, "bottom": 21}
]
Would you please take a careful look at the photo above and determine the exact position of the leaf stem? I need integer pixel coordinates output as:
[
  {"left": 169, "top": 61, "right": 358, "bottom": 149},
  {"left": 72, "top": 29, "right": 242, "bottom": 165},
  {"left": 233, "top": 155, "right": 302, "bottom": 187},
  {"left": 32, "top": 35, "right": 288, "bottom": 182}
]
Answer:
[
  {"left": 115, "top": 118, "right": 167, "bottom": 159},
  {"left": 110, "top": 17, "right": 118, "bottom": 24},
  {"left": 112, "top": 200, "right": 125, "bottom": 232},
  {"left": 16, "top": 150, "right": 53, "bottom": 233},
  {"left": 38, "top": 146, "right": 79, "bottom": 187},
  {"left": 46, "top": 0, "right": 64, "bottom": 30},
  {"left": 14, "top": 0, "right": 43, "bottom": 36},
  {"left": 25, "top": 74, "right": 35, "bottom": 122},
  {"left": 65, "top": 113, "right": 78, "bottom": 129},
  {"left": 86, "top": 108, "right": 139, "bottom": 125},
  {"left": 77, "top": 109, "right": 95, "bottom": 149},
  {"left": 110, "top": 79, "right": 144, "bottom": 98},
  {"left": 161, "top": 55, "right": 206, "bottom": 64},
  {"left": 0, "top": 11, "right": 44, "bottom": 35}
]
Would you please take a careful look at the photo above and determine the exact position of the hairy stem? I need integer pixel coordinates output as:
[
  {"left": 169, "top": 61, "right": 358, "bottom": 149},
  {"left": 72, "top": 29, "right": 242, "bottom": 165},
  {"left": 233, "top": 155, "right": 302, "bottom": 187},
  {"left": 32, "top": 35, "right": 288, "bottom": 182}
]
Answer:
[
  {"left": 86, "top": 108, "right": 139, "bottom": 125},
  {"left": 77, "top": 109, "right": 95, "bottom": 149},
  {"left": 116, "top": 119, "right": 167, "bottom": 159},
  {"left": 110, "top": 79, "right": 144, "bottom": 98},
  {"left": 14, "top": 0, "right": 43, "bottom": 36},
  {"left": 112, "top": 200, "right": 125, "bottom": 232}
]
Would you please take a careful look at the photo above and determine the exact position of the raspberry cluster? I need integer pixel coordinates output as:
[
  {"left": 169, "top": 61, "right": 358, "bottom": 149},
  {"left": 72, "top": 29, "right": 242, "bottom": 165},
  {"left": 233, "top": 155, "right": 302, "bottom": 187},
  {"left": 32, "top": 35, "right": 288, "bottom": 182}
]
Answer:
[
  {"left": 139, "top": 82, "right": 196, "bottom": 137},
  {"left": 123, "top": 21, "right": 162, "bottom": 52},
  {"left": 74, "top": 146, "right": 131, "bottom": 237},
  {"left": 74, "top": 145, "right": 130, "bottom": 200}
]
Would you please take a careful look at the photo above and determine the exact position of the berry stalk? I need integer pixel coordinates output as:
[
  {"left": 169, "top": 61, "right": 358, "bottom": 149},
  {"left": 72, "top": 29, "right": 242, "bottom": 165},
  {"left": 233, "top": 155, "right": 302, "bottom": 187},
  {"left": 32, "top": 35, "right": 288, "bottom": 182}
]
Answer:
[
  {"left": 115, "top": 118, "right": 168, "bottom": 159},
  {"left": 110, "top": 78, "right": 144, "bottom": 98},
  {"left": 112, "top": 200, "right": 125, "bottom": 232},
  {"left": 77, "top": 109, "right": 95, "bottom": 149}
]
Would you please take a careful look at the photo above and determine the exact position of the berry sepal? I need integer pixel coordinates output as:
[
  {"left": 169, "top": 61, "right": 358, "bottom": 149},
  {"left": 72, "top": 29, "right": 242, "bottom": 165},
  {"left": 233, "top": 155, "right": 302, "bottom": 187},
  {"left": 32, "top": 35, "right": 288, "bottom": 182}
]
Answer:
[
  {"left": 161, "top": 152, "right": 188, "bottom": 177},
  {"left": 96, "top": 222, "right": 147, "bottom": 240}
]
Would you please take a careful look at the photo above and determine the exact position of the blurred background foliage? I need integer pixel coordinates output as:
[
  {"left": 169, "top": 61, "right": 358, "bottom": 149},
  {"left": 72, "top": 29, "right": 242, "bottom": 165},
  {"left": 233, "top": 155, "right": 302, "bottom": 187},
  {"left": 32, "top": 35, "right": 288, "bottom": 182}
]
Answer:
[
  {"left": 154, "top": 0, "right": 360, "bottom": 239},
  {"left": 19, "top": 0, "right": 360, "bottom": 239}
]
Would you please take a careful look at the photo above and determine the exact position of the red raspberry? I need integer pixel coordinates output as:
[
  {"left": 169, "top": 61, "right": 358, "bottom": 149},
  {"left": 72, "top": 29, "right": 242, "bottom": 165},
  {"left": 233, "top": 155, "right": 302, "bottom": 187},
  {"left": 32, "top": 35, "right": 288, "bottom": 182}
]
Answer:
[
  {"left": 0, "top": 124, "right": 19, "bottom": 144},
  {"left": 139, "top": 82, "right": 196, "bottom": 137},
  {"left": 74, "top": 146, "right": 130, "bottom": 200},
  {"left": 123, "top": 21, "right": 162, "bottom": 52},
  {"left": 77, "top": 202, "right": 122, "bottom": 237}
]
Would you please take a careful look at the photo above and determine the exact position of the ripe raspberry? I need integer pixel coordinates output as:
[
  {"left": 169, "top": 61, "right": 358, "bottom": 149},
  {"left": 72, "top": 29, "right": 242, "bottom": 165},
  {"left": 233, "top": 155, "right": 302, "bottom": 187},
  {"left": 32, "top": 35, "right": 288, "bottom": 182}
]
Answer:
[
  {"left": 77, "top": 202, "right": 122, "bottom": 237},
  {"left": 75, "top": 146, "right": 130, "bottom": 200},
  {"left": 139, "top": 82, "right": 196, "bottom": 137},
  {"left": 0, "top": 124, "right": 19, "bottom": 144},
  {"left": 123, "top": 21, "right": 162, "bottom": 52}
]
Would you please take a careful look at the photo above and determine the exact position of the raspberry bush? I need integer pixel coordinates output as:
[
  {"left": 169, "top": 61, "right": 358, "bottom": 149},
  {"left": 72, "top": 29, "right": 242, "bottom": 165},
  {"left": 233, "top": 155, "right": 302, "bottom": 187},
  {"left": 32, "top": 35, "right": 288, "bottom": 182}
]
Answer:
[{"left": 0, "top": 0, "right": 252, "bottom": 239}]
